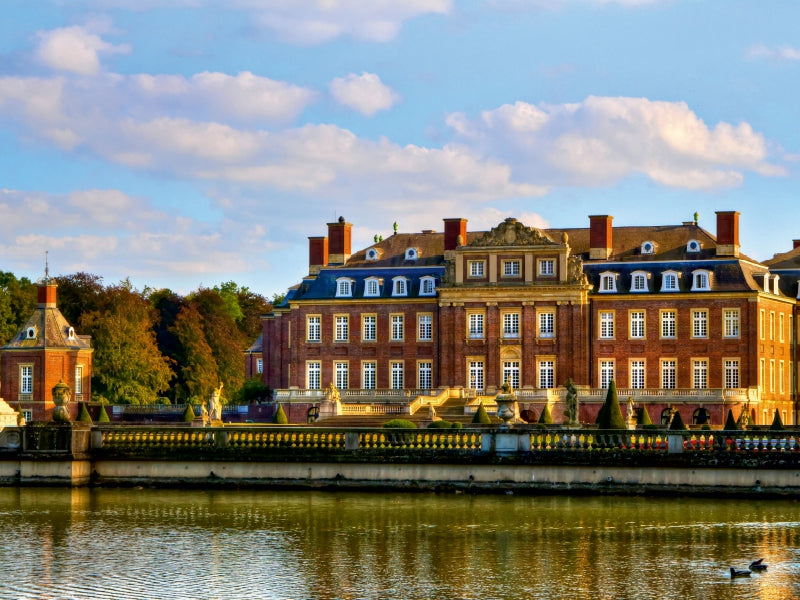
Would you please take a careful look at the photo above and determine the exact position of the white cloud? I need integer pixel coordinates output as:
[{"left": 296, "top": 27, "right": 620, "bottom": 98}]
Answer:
[
  {"left": 329, "top": 72, "right": 400, "bottom": 116},
  {"left": 35, "top": 26, "right": 131, "bottom": 75},
  {"left": 747, "top": 44, "right": 800, "bottom": 62},
  {"left": 447, "top": 96, "right": 784, "bottom": 190}
]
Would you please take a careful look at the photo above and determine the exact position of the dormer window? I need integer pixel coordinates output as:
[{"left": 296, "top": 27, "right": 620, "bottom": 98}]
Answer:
[
  {"left": 641, "top": 241, "right": 656, "bottom": 255},
  {"left": 420, "top": 276, "right": 436, "bottom": 296},
  {"left": 25, "top": 326, "right": 37, "bottom": 340},
  {"left": 773, "top": 274, "right": 780, "bottom": 295},
  {"left": 364, "top": 277, "right": 381, "bottom": 297},
  {"left": 67, "top": 327, "right": 76, "bottom": 340},
  {"left": 599, "top": 272, "right": 617, "bottom": 293},
  {"left": 405, "top": 248, "right": 418, "bottom": 261},
  {"left": 392, "top": 276, "right": 408, "bottom": 296},
  {"left": 366, "top": 248, "right": 379, "bottom": 261},
  {"left": 630, "top": 271, "right": 649, "bottom": 292},
  {"left": 661, "top": 270, "right": 680, "bottom": 292},
  {"left": 691, "top": 269, "right": 712, "bottom": 291},
  {"left": 686, "top": 239, "right": 701, "bottom": 253},
  {"left": 336, "top": 277, "right": 354, "bottom": 297}
]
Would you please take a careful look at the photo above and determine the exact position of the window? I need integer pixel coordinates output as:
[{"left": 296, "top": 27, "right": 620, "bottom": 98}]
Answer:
[
  {"left": 364, "top": 277, "right": 380, "bottom": 297},
  {"left": 630, "top": 360, "right": 645, "bottom": 389},
  {"left": 20, "top": 365, "right": 33, "bottom": 395},
  {"left": 760, "top": 358, "right": 765, "bottom": 388},
  {"left": 769, "top": 311, "right": 775, "bottom": 341},
  {"left": 420, "top": 276, "right": 436, "bottom": 296},
  {"left": 538, "top": 311, "right": 555, "bottom": 339},
  {"left": 661, "top": 359, "right": 676, "bottom": 389},
  {"left": 405, "top": 248, "right": 417, "bottom": 260},
  {"left": 723, "top": 309, "right": 740, "bottom": 338},
  {"left": 334, "top": 315, "right": 349, "bottom": 342},
  {"left": 390, "top": 361, "right": 404, "bottom": 389},
  {"left": 629, "top": 311, "right": 645, "bottom": 339},
  {"left": 661, "top": 270, "right": 679, "bottom": 292},
  {"left": 418, "top": 314, "right": 432, "bottom": 341},
  {"left": 468, "top": 313, "right": 484, "bottom": 339},
  {"left": 691, "top": 270, "right": 711, "bottom": 291},
  {"left": 67, "top": 327, "right": 76, "bottom": 340},
  {"left": 22, "top": 410, "right": 32, "bottom": 422},
  {"left": 686, "top": 239, "right": 701, "bottom": 253},
  {"left": 306, "top": 361, "right": 321, "bottom": 390},
  {"left": 336, "top": 278, "right": 353, "bottom": 297},
  {"left": 392, "top": 277, "right": 408, "bottom": 296},
  {"left": 256, "top": 358, "right": 263, "bottom": 374},
  {"left": 468, "top": 261, "right": 485, "bottom": 278},
  {"left": 538, "top": 360, "right": 555, "bottom": 389},
  {"left": 769, "top": 360, "right": 775, "bottom": 393},
  {"left": 503, "top": 260, "right": 521, "bottom": 277},
  {"left": 780, "top": 313, "right": 785, "bottom": 342},
  {"left": 366, "top": 248, "right": 378, "bottom": 261},
  {"left": 759, "top": 309, "right": 765, "bottom": 340},
  {"left": 502, "top": 361, "right": 520, "bottom": 390},
  {"left": 692, "top": 359, "right": 708, "bottom": 389},
  {"left": 391, "top": 314, "right": 404, "bottom": 341},
  {"left": 661, "top": 310, "right": 676, "bottom": 339},
  {"left": 724, "top": 359, "right": 739, "bottom": 389},
  {"left": 539, "top": 259, "right": 555, "bottom": 276},
  {"left": 599, "top": 361, "right": 614, "bottom": 389},
  {"left": 468, "top": 361, "right": 484, "bottom": 390},
  {"left": 641, "top": 241, "right": 655, "bottom": 255},
  {"left": 503, "top": 313, "right": 520, "bottom": 339},
  {"left": 307, "top": 316, "right": 321, "bottom": 342},
  {"left": 631, "top": 272, "right": 649, "bottom": 292},
  {"left": 600, "top": 272, "right": 617, "bottom": 293},
  {"left": 362, "top": 315, "right": 377, "bottom": 341},
  {"left": 599, "top": 311, "right": 614, "bottom": 339},
  {"left": 363, "top": 362, "right": 376, "bottom": 389},
  {"left": 334, "top": 361, "right": 349, "bottom": 390},
  {"left": 75, "top": 365, "right": 84, "bottom": 395},
  {"left": 418, "top": 361, "right": 432, "bottom": 390},
  {"left": 691, "top": 310, "right": 708, "bottom": 338},
  {"left": 779, "top": 361, "right": 785, "bottom": 394}
]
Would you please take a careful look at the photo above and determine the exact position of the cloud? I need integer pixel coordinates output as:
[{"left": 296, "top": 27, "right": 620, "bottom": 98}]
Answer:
[
  {"left": 747, "top": 44, "right": 800, "bottom": 62},
  {"left": 35, "top": 26, "right": 131, "bottom": 75},
  {"left": 446, "top": 96, "right": 784, "bottom": 190},
  {"left": 329, "top": 72, "right": 400, "bottom": 116}
]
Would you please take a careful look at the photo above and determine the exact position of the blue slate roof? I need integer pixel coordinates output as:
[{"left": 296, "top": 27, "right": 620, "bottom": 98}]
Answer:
[{"left": 289, "top": 266, "right": 445, "bottom": 301}]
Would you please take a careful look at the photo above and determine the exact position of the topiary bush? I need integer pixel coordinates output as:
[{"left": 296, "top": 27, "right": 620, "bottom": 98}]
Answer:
[
  {"left": 451, "top": 421, "right": 463, "bottom": 429},
  {"left": 273, "top": 404, "right": 289, "bottom": 425},
  {"left": 598, "top": 380, "right": 625, "bottom": 429},
  {"left": 723, "top": 409, "right": 738, "bottom": 431},
  {"left": 770, "top": 409, "right": 784, "bottom": 431},
  {"left": 77, "top": 403, "right": 93, "bottom": 424},
  {"left": 669, "top": 410, "right": 687, "bottom": 430},
  {"left": 97, "top": 404, "right": 111, "bottom": 423},
  {"left": 383, "top": 419, "right": 417, "bottom": 429},
  {"left": 182, "top": 405, "right": 196, "bottom": 422},
  {"left": 472, "top": 403, "right": 491, "bottom": 424},
  {"left": 427, "top": 420, "right": 454, "bottom": 429},
  {"left": 638, "top": 405, "right": 653, "bottom": 427},
  {"left": 538, "top": 403, "right": 553, "bottom": 425}
]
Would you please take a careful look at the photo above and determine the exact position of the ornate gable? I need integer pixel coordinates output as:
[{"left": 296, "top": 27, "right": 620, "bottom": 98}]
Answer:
[{"left": 468, "top": 218, "right": 558, "bottom": 247}]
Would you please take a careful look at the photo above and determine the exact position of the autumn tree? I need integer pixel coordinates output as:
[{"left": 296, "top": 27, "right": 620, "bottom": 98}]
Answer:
[
  {"left": 53, "top": 272, "right": 104, "bottom": 327},
  {"left": 0, "top": 272, "right": 37, "bottom": 345},
  {"left": 170, "top": 303, "right": 219, "bottom": 404}
]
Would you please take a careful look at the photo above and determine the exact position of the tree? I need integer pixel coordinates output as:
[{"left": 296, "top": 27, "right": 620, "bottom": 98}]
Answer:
[
  {"left": 0, "top": 272, "right": 37, "bottom": 345},
  {"left": 169, "top": 303, "right": 219, "bottom": 404},
  {"left": 638, "top": 405, "right": 653, "bottom": 426},
  {"left": 237, "top": 287, "right": 272, "bottom": 341},
  {"left": 597, "top": 380, "right": 626, "bottom": 429},
  {"left": 472, "top": 402, "right": 491, "bottom": 424},
  {"left": 273, "top": 404, "right": 288, "bottom": 424},
  {"left": 182, "top": 405, "right": 196, "bottom": 422},
  {"left": 97, "top": 404, "right": 111, "bottom": 423},
  {"left": 53, "top": 272, "right": 104, "bottom": 327},
  {"left": 538, "top": 403, "right": 553, "bottom": 424},
  {"left": 77, "top": 403, "right": 93, "bottom": 424},
  {"left": 669, "top": 410, "right": 687, "bottom": 430},
  {"left": 770, "top": 409, "right": 784, "bottom": 431},
  {"left": 723, "top": 409, "right": 738, "bottom": 431},
  {"left": 233, "top": 376, "right": 271, "bottom": 404}
]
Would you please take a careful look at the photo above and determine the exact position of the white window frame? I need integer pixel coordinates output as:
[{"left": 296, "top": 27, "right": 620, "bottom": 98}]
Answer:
[
  {"left": 418, "top": 313, "right": 432, "bottom": 341},
  {"left": 630, "top": 360, "right": 645, "bottom": 389},
  {"left": 502, "top": 260, "right": 521, "bottom": 277},
  {"left": 661, "top": 359, "right": 676, "bottom": 389},
  {"left": 468, "top": 313, "right": 484, "bottom": 339},
  {"left": 391, "top": 314, "right": 404, "bottom": 342},
  {"left": 306, "top": 316, "right": 321, "bottom": 342},
  {"left": 724, "top": 358, "right": 739, "bottom": 389},
  {"left": 390, "top": 361, "right": 404, "bottom": 390},
  {"left": 538, "top": 360, "right": 555, "bottom": 389},
  {"left": 334, "top": 315, "right": 349, "bottom": 342},
  {"left": 502, "top": 360, "right": 520, "bottom": 390},
  {"left": 405, "top": 248, "right": 418, "bottom": 261},
  {"left": 335, "top": 277, "right": 354, "bottom": 297},
  {"left": 256, "top": 358, "right": 263, "bottom": 374},
  {"left": 692, "top": 359, "right": 708, "bottom": 390},
  {"left": 686, "top": 239, "right": 701, "bottom": 253},
  {"left": 306, "top": 361, "right": 321, "bottom": 390},
  {"left": 364, "top": 277, "right": 381, "bottom": 297},
  {"left": 629, "top": 311, "right": 645, "bottom": 339},
  {"left": 661, "top": 310, "right": 676, "bottom": 339},
  {"left": 723, "top": 309, "right": 740, "bottom": 339},
  {"left": 661, "top": 270, "right": 680, "bottom": 292},
  {"left": 630, "top": 272, "right": 649, "bottom": 293},
  {"left": 75, "top": 364, "right": 84, "bottom": 395},
  {"left": 20, "top": 365, "right": 33, "bottom": 395},
  {"left": 362, "top": 361, "right": 376, "bottom": 390},
  {"left": 418, "top": 361, "right": 433, "bottom": 390},
  {"left": 599, "top": 272, "right": 617, "bottom": 293},
  {"left": 691, "top": 269, "right": 711, "bottom": 291},
  {"left": 334, "top": 361, "right": 349, "bottom": 390},
  {"left": 691, "top": 310, "right": 708, "bottom": 339},
  {"left": 419, "top": 276, "right": 436, "bottom": 296},
  {"left": 599, "top": 311, "right": 614, "bottom": 339},
  {"left": 502, "top": 312, "right": 520, "bottom": 339},
  {"left": 599, "top": 360, "right": 614, "bottom": 389},
  {"left": 468, "top": 261, "right": 485, "bottom": 278},
  {"left": 392, "top": 277, "right": 408, "bottom": 297},
  {"left": 362, "top": 314, "right": 377, "bottom": 342},
  {"left": 538, "top": 311, "right": 555, "bottom": 339},
  {"left": 468, "top": 361, "right": 484, "bottom": 391},
  {"left": 538, "top": 259, "right": 555, "bottom": 277}
]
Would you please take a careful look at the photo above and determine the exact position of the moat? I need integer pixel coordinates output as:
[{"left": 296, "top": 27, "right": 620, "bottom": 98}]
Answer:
[{"left": 1, "top": 488, "right": 798, "bottom": 599}]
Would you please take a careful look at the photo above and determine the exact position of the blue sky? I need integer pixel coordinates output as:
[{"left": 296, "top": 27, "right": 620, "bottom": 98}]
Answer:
[{"left": 1, "top": 0, "right": 799, "bottom": 296}]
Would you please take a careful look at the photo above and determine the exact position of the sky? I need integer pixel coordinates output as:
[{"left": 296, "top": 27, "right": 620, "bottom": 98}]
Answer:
[{"left": 1, "top": 0, "right": 799, "bottom": 297}]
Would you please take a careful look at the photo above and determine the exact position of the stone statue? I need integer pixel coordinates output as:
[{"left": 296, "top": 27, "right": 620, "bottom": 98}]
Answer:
[
  {"left": 208, "top": 382, "right": 223, "bottom": 422},
  {"left": 626, "top": 396, "right": 636, "bottom": 430},
  {"left": 500, "top": 380, "right": 513, "bottom": 395},
  {"left": 52, "top": 380, "right": 72, "bottom": 423},
  {"left": 563, "top": 378, "right": 579, "bottom": 426},
  {"left": 325, "top": 382, "right": 341, "bottom": 404}
]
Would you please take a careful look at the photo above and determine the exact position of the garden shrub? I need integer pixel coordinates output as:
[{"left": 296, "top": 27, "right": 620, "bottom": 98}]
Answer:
[
  {"left": 97, "top": 404, "right": 111, "bottom": 423},
  {"left": 598, "top": 380, "right": 625, "bottom": 429},
  {"left": 669, "top": 410, "right": 687, "bottom": 431},
  {"left": 770, "top": 409, "right": 784, "bottom": 431},
  {"left": 472, "top": 403, "right": 491, "bottom": 424},
  {"left": 723, "top": 409, "right": 738, "bottom": 431},
  {"left": 77, "top": 403, "right": 93, "bottom": 424},
  {"left": 383, "top": 419, "right": 417, "bottom": 429},
  {"left": 182, "top": 405, "right": 196, "bottom": 422},
  {"left": 273, "top": 404, "right": 289, "bottom": 425}
]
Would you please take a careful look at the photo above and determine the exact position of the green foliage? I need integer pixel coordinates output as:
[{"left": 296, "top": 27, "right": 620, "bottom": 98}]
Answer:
[
  {"left": 97, "top": 404, "right": 111, "bottom": 423},
  {"left": 53, "top": 272, "right": 104, "bottom": 329},
  {"left": 382, "top": 419, "right": 416, "bottom": 429},
  {"left": 427, "top": 420, "right": 463, "bottom": 429},
  {"left": 452, "top": 421, "right": 463, "bottom": 429},
  {"left": 723, "top": 409, "right": 738, "bottom": 431},
  {"left": 598, "top": 380, "right": 626, "bottom": 429},
  {"left": 170, "top": 303, "right": 218, "bottom": 403},
  {"left": 213, "top": 281, "right": 245, "bottom": 323},
  {"left": 538, "top": 403, "right": 553, "bottom": 425},
  {"left": 182, "top": 405, "right": 196, "bottom": 422},
  {"left": 638, "top": 405, "right": 653, "bottom": 426},
  {"left": 669, "top": 410, "right": 687, "bottom": 430},
  {"left": 770, "top": 409, "right": 784, "bottom": 431},
  {"left": 472, "top": 402, "right": 491, "bottom": 424},
  {"left": 643, "top": 424, "right": 659, "bottom": 430},
  {"left": 273, "top": 404, "right": 289, "bottom": 425},
  {"left": 701, "top": 425, "right": 711, "bottom": 431},
  {"left": 233, "top": 376, "right": 271, "bottom": 405},
  {"left": 77, "top": 403, "right": 93, "bottom": 424},
  {"left": 0, "top": 272, "right": 37, "bottom": 346}
]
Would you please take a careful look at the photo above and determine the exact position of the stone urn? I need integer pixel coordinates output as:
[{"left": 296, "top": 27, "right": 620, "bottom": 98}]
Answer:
[
  {"left": 52, "top": 379, "right": 72, "bottom": 423},
  {"left": 495, "top": 381, "right": 518, "bottom": 429}
]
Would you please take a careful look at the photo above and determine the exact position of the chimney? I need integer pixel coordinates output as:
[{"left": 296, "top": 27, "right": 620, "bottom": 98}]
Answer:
[
  {"left": 715, "top": 211, "right": 740, "bottom": 257},
  {"left": 589, "top": 215, "right": 613, "bottom": 260},
  {"left": 308, "top": 236, "right": 328, "bottom": 275},
  {"left": 443, "top": 218, "right": 468, "bottom": 251},
  {"left": 327, "top": 216, "right": 352, "bottom": 265},
  {"left": 37, "top": 281, "right": 57, "bottom": 307},
  {"left": 793, "top": 239, "right": 800, "bottom": 250}
]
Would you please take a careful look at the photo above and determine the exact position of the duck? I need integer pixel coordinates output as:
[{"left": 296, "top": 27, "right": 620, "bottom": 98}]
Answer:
[
  {"left": 749, "top": 558, "right": 768, "bottom": 571},
  {"left": 730, "top": 567, "right": 751, "bottom": 578}
]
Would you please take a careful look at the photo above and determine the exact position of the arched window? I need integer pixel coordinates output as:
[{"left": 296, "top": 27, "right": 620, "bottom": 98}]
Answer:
[
  {"left": 660, "top": 270, "right": 680, "bottom": 292},
  {"left": 691, "top": 269, "right": 712, "bottom": 291},
  {"left": 686, "top": 239, "right": 701, "bottom": 253},
  {"left": 405, "top": 248, "right": 418, "bottom": 261},
  {"left": 419, "top": 276, "right": 436, "bottom": 296},
  {"left": 660, "top": 408, "right": 672, "bottom": 425},
  {"left": 693, "top": 408, "right": 710, "bottom": 425},
  {"left": 366, "top": 248, "right": 379, "bottom": 261},
  {"left": 364, "top": 277, "right": 381, "bottom": 297},
  {"left": 335, "top": 277, "right": 354, "bottom": 297},
  {"left": 641, "top": 241, "right": 656, "bottom": 255},
  {"left": 599, "top": 272, "right": 617, "bottom": 293},
  {"left": 630, "top": 271, "right": 649, "bottom": 292},
  {"left": 392, "top": 276, "right": 408, "bottom": 297}
]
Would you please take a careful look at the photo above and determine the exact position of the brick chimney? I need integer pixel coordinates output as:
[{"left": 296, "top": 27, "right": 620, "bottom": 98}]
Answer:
[
  {"left": 327, "top": 216, "right": 352, "bottom": 265},
  {"left": 793, "top": 239, "right": 800, "bottom": 250},
  {"left": 715, "top": 211, "right": 740, "bottom": 257},
  {"left": 589, "top": 215, "right": 613, "bottom": 260},
  {"left": 37, "top": 281, "right": 57, "bottom": 307},
  {"left": 443, "top": 218, "right": 468, "bottom": 251},
  {"left": 308, "top": 236, "right": 328, "bottom": 275}
]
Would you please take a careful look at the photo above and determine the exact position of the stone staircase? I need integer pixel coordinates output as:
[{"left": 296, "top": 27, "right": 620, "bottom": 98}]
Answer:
[{"left": 309, "top": 396, "right": 486, "bottom": 428}]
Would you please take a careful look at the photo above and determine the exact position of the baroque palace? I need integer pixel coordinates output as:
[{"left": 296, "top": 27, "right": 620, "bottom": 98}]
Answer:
[{"left": 254, "top": 210, "right": 800, "bottom": 427}]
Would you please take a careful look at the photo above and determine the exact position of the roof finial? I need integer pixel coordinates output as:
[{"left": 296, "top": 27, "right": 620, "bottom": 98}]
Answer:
[
  {"left": 693, "top": 211, "right": 699, "bottom": 226},
  {"left": 44, "top": 250, "right": 50, "bottom": 281}
]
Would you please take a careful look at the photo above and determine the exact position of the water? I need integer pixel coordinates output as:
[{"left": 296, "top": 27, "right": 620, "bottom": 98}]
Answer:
[{"left": 0, "top": 488, "right": 798, "bottom": 600}]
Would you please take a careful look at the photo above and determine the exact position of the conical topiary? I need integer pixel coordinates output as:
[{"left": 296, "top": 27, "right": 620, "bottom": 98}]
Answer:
[
  {"left": 538, "top": 403, "right": 553, "bottom": 425},
  {"left": 182, "top": 405, "right": 196, "bottom": 422},
  {"left": 273, "top": 403, "right": 289, "bottom": 424},
  {"left": 472, "top": 402, "right": 491, "bottom": 424},
  {"left": 770, "top": 409, "right": 784, "bottom": 431},
  {"left": 77, "top": 403, "right": 93, "bottom": 424},
  {"left": 723, "top": 409, "right": 738, "bottom": 431},
  {"left": 669, "top": 409, "right": 687, "bottom": 430},
  {"left": 638, "top": 405, "right": 653, "bottom": 426},
  {"left": 598, "top": 380, "right": 625, "bottom": 429},
  {"left": 97, "top": 404, "right": 111, "bottom": 423}
]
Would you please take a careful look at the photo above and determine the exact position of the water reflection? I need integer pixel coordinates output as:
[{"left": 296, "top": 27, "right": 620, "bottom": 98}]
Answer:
[{"left": 0, "top": 488, "right": 798, "bottom": 599}]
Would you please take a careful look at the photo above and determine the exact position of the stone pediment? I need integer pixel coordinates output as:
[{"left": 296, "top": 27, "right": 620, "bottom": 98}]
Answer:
[{"left": 468, "top": 218, "right": 558, "bottom": 247}]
